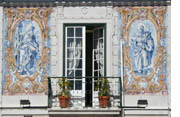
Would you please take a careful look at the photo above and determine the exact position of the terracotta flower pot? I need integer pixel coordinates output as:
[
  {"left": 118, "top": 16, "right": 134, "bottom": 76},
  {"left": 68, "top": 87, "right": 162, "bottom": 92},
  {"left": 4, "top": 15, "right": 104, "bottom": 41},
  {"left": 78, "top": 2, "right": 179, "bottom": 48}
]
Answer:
[
  {"left": 99, "top": 96, "right": 110, "bottom": 108},
  {"left": 58, "top": 96, "right": 70, "bottom": 108}
]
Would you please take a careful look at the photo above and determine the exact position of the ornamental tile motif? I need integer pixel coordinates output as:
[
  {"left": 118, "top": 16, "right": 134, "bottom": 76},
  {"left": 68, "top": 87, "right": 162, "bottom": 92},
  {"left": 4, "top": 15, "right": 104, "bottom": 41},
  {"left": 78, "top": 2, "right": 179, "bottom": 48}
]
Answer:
[
  {"left": 118, "top": 7, "right": 168, "bottom": 94},
  {"left": 2, "top": 8, "right": 51, "bottom": 95}
]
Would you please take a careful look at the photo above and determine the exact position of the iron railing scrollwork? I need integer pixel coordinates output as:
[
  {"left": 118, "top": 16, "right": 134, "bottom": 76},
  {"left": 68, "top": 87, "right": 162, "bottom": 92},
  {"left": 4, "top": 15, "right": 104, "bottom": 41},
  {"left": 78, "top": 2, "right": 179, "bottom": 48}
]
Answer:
[{"left": 48, "top": 76, "right": 122, "bottom": 109}]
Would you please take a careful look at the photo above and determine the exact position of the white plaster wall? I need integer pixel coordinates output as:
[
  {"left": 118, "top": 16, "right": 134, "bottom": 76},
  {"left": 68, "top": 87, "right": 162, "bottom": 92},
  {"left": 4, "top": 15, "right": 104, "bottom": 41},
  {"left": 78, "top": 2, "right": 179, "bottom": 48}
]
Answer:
[
  {"left": 63, "top": 7, "right": 107, "bottom": 18},
  {"left": 2, "top": 96, "right": 48, "bottom": 107},
  {"left": 124, "top": 109, "right": 169, "bottom": 117},
  {"left": 56, "top": 6, "right": 114, "bottom": 77},
  {"left": 0, "top": 7, "right": 58, "bottom": 108},
  {"left": 126, "top": 116, "right": 167, "bottom": 117},
  {"left": 2, "top": 115, "right": 49, "bottom": 117},
  {"left": 50, "top": 6, "right": 171, "bottom": 114},
  {"left": 0, "top": 5, "right": 171, "bottom": 117},
  {"left": 51, "top": 115, "right": 119, "bottom": 117},
  {"left": 49, "top": 8, "right": 58, "bottom": 77},
  {"left": 111, "top": 9, "right": 119, "bottom": 77},
  {"left": 167, "top": 6, "right": 171, "bottom": 109},
  {"left": 124, "top": 95, "right": 169, "bottom": 108},
  {"left": 1, "top": 109, "right": 48, "bottom": 116},
  {"left": 3, "top": 116, "right": 24, "bottom": 117},
  {"left": 50, "top": 6, "right": 116, "bottom": 108},
  {"left": 120, "top": 6, "right": 171, "bottom": 117},
  {"left": 0, "top": 7, "right": 57, "bottom": 116}
]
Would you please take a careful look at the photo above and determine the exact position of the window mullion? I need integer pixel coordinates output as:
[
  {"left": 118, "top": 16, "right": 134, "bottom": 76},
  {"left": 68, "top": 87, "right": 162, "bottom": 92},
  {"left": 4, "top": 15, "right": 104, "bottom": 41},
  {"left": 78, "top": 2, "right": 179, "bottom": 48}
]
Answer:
[
  {"left": 65, "top": 27, "right": 68, "bottom": 77},
  {"left": 74, "top": 27, "right": 76, "bottom": 90}
]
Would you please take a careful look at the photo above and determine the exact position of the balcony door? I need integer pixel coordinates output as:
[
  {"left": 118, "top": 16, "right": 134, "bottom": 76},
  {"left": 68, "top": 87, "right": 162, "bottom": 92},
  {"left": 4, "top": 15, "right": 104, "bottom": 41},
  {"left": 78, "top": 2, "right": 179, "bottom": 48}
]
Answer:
[
  {"left": 92, "top": 27, "right": 105, "bottom": 107},
  {"left": 65, "top": 25, "right": 105, "bottom": 107},
  {"left": 65, "top": 26, "right": 86, "bottom": 107},
  {"left": 93, "top": 27, "right": 104, "bottom": 78}
]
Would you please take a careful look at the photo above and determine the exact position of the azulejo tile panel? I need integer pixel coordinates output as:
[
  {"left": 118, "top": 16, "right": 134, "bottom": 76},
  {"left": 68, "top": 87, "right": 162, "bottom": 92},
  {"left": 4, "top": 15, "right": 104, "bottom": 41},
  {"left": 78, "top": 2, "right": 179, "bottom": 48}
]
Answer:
[
  {"left": 2, "top": 8, "right": 51, "bottom": 95},
  {"left": 118, "top": 7, "right": 169, "bottom": 94}
]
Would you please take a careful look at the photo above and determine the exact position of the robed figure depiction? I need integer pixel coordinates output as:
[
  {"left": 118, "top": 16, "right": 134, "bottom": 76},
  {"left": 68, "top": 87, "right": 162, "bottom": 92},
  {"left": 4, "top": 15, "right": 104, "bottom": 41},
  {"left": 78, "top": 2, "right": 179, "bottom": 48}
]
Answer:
[
  {"left": 132, "top": 24, "right": 154, "bottom": 75},
  {"left": 14, "top": 22, "right": 40, "bottom": 76}
]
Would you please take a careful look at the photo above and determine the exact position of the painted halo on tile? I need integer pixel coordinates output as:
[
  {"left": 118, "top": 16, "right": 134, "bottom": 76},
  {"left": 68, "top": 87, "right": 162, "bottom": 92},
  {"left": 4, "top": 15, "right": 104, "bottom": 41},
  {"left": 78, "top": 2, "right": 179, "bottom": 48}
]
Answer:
[
  {"left": 2, "top": 8, "right": 51, "bottom": 95},
  {"left": 119, "top": 7, "right": 167, "bottom": 94}
]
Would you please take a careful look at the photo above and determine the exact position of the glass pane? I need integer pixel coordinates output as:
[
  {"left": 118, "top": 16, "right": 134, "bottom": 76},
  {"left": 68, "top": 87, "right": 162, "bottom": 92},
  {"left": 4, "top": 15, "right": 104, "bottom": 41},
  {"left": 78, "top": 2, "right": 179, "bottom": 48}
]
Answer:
[
  {"left": 99, "top": 28, "right": 103, "bottom": 38},
  {"left": 75, "top": 48, "right": 82, "bottom": 58},
  {"left": 67, "top": 70, "right": 74, "bottom": 77},
  {"left": 75, "top": 28, "right": 82, "bottom": 37},
  {"left": 99, "top": 59, "right": 104, "bottom": 69},
  {"left": 99, "top": 49, "right": 104, "bottom": 58},
  {"left": 99, "top": 70, "right": 104, "bottom": 77},
  {"left": 99, "top": 39, "right": 103, "bottom": 49},
  {"left": 94, "top": 61, "right": 98, "bottom": 70},
  {"left": 75, "top": 38, "right": 82, "bottom": 47},
  {"left": 67, "top": 38, "right": 74, "bottom": 47},
  {"left": 67, "top": 48, "right": 74, "bottom": 58},
  {"left": 94, "top": 50, "right": 99, "bottom": 60},
  {"left": 75, "top": 70, "right": 82, "bottom": 77},
  {"left": 75, "top": 80, "right": 82, "bottom": 90},
  {"left": 75, "top": 59, "right": 82, "bottom": 68},
  {"left": 94, "top": 30, "right": 98, "bottom": 39},
  {"left": 67, "top": 59, "right": 74, "bottom": 68},
  {"left": 69, "top": 80, "right": 74, "bottom": 90},
  {"left": 94, "top": 71, "right": 98, "bottom": 77},
  {"left": 94, "top": 39, "right": 98, "bottom": 49},
  {"left": 67, "top": 28, "right": 74, "bottom": 37},
  {"left": 94, "top": 81, "right": 98, "bottom": 91}
]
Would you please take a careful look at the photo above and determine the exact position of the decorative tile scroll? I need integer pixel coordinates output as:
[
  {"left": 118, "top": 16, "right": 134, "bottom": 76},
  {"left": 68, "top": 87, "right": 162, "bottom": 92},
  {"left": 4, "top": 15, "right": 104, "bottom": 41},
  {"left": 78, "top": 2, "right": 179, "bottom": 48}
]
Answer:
[
  {"left": 2, "top": 8, "right": 51, "bottom": 95},
  {"left": 118, "top": 7, "right": 168, "bottom": 94}
]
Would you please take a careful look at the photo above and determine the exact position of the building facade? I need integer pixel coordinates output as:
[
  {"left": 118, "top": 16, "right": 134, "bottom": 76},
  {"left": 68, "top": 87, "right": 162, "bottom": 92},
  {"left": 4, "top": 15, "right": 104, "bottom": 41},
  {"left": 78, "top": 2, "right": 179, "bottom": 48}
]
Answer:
[{"left": 0, "top": 0, "right": 171, "bottom": 117}]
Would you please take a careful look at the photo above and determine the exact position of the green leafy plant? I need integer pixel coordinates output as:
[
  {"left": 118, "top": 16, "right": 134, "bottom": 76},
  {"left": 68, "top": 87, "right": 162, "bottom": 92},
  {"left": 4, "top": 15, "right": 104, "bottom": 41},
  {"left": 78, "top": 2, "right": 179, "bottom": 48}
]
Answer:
[
  {"left": 96, "top": 77, "right": 110, "bottom": 96},
  {"left": 58, "top": 77, "right": 71, "bottom": 98}
]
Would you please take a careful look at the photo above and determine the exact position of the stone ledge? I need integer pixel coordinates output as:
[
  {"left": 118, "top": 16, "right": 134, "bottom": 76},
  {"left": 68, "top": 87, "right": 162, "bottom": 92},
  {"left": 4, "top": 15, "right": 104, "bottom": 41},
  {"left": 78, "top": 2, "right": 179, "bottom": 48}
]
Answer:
[
  {"left": 48, "top": 108, "right": 121, "bottom": 115},
  {"left": 124, "top": 108, "right": 170, "bottom": 116}
]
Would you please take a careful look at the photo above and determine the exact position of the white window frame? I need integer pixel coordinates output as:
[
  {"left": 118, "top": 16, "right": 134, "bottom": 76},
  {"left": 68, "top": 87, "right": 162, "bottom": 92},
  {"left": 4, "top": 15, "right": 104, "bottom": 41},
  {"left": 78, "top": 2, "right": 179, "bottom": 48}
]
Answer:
[
  {"left": 65, "top": 26, "right": 86, "bottom": 99},
  {"left": 92, "top": 27, "right": 105, "bottom": 107}
]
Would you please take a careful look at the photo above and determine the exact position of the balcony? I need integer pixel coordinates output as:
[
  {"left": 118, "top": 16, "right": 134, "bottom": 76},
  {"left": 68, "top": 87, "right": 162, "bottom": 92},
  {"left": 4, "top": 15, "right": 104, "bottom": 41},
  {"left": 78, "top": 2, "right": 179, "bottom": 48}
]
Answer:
[{"left": 48, "top": 76, "right": 122, "bottom": 114}]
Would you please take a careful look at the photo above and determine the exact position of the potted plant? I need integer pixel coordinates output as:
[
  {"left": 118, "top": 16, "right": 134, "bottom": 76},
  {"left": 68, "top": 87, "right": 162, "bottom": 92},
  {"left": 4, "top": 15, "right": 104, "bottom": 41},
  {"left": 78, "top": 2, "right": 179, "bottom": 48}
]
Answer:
[
  {"left": 96, "top": 77, "right": 110, "bottom": 108},
  {"left": 58, "top": 77, "right": 71, "bottom": 108}
]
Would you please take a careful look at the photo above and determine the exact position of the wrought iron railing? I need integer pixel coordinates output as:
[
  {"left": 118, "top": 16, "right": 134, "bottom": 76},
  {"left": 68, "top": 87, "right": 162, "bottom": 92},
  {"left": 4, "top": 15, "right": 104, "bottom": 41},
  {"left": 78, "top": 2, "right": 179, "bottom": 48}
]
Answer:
[{"left": 48, "top": 76, "right": 122, "bottom": 109}]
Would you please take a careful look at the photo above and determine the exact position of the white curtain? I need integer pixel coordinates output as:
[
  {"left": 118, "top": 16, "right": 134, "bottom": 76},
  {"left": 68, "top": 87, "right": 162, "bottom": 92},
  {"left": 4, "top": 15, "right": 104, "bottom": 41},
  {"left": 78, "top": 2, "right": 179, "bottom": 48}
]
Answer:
[
  {"left": 68, "top": 41, "right": 74, "bottom": 76},
  {"left": 67, "top": 39, "right": 82, "bottom": 76},
  {"left": 99, "top": 40, "right": 104, "bottom": 76},
  {"left": 94, "top": 40, "right": 104, "bottom": 76},
  {"left": 75, "top": 40, "right": 82, "bottom": 68}
]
